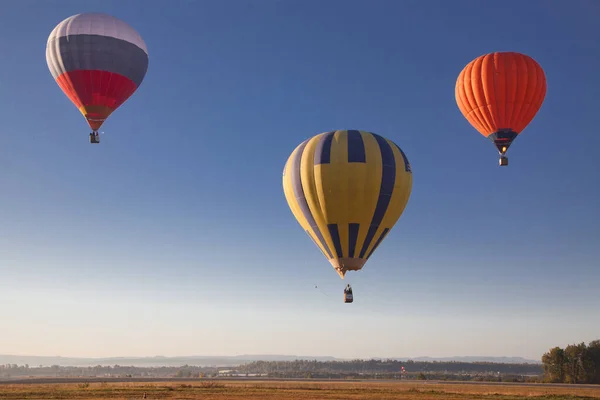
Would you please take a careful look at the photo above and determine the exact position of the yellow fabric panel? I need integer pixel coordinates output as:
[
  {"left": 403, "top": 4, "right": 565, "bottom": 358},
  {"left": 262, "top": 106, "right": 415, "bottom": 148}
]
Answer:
[
  {"left": 365, "top": 138, "right": 413, "bottom": 258},
  {"left": 301, "top": 134, "right": 337, "bottom": 259},
  {"left": 314, "top": 130, "right": 348, "bottom": 257},
  {"left": 282, "top": 142, "right": 329, "bottom": 258},
  {"left": 282, "top": 144, "right": 309, "bottom": 230},
  {"left": 352, "top": 131, "right": 383, "bottom": 257}
]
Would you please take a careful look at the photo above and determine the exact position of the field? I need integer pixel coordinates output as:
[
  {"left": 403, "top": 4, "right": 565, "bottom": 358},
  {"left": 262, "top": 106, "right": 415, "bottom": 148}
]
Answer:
[{"left": 1, "top": 379, "right": 600, "bottom": 400}]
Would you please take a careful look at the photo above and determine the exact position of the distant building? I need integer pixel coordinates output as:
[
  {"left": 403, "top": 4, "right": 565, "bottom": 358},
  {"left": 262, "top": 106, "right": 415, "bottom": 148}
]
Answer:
[
  {"left": 218, "top": 370, "right": 239, "bottom": 376},
  {"left": 217, "top": 370, "right": 267, "bottom": 377}
]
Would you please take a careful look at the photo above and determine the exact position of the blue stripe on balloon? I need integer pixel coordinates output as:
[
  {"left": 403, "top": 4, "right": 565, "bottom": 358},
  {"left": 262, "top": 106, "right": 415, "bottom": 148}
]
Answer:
[{"left": 291, "top": 139, "right": 333, "bottom": 259}]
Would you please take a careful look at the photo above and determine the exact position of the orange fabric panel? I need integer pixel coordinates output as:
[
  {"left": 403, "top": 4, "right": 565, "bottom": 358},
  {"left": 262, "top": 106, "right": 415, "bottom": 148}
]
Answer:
[{"left": 455, "top": 52, "right": 547, "bottom": 137}]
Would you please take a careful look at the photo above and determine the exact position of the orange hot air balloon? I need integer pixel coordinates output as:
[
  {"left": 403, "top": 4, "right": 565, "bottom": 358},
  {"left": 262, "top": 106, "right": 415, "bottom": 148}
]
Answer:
[{"left": 455, "top": 52, "right": 547, "bottom": 166}]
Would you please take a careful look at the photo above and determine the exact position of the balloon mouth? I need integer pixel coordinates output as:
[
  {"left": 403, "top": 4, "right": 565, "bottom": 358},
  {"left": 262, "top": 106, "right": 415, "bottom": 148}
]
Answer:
[
  {"left": 87, "top": 120, "right": 106, "bottom": 132},
  {"left": 487, "top": 129, "right": 518, "bottom": 154},
  {"left": 329, "top": 258, "right": 367, "bottom": 279},
  {"left": 79, "top": 105, "right": 114, "bottom": 131}
]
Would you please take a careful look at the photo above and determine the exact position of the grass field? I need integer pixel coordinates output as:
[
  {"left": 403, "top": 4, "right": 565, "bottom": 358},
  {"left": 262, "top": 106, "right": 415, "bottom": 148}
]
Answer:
[{"left": 0, "top": 380, "right": 599, "bottom": 399}]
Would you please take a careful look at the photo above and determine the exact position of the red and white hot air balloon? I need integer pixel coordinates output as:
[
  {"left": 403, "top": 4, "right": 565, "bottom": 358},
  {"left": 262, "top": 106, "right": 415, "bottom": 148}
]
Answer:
[{"left": 46, "top": 12, "right": 149, "bottom": 143}]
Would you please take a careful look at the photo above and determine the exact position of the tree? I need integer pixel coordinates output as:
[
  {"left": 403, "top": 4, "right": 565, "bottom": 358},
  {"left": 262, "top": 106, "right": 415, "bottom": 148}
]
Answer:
[
  {"left": 542, "top": 347, "right": 566, "bottom": 383},
  {"left": 564, "top": 342, "right": 587, "bottom": 384},
  {"left": 583, "top": 340, "right": 600, "bottom": 384}
]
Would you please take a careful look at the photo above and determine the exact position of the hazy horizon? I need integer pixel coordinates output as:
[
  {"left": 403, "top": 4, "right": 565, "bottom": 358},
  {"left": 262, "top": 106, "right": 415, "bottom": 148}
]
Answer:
[
  {"left": 0, "top": 352, "right": 542, "bottom": 366},
  {"left": 1, "top": 0, "right": 598, "bottom": 362},
  {"left": 0, "top": 338, "right": 583, "bottom": 360},
  {"left": 0, "top": 352, "right": 539, "bottom": 360}
]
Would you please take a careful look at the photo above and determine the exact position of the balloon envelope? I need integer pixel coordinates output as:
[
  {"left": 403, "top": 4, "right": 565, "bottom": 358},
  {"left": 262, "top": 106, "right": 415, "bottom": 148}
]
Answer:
[
  {"left": 455, "top": 51, "right": 546, "bottom": 153},
  {"left": 46, "top": 13, "right": 149, "bottom": 132},
  {"left": 282, "top": 130, "right": 413, "bottom": 279}
]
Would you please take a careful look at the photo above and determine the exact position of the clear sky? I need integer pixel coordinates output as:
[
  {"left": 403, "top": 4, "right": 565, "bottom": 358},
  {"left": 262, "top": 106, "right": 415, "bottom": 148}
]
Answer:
[{"left": 0, "top": 0, "right": 598, "bottom": 361}]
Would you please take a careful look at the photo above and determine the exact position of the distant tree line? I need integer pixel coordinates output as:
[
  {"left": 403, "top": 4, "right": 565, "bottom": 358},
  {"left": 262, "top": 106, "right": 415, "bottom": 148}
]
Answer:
[
  {"left": 0, "top": 360, "right": 543, "bottom": 382},
  {"left": 5, "top": 343, "right": 600, "bottom": 385},
  {"left": 542, "top": 340, "right": 600, "bottom": 384},
  {"left": 0, "top": 364, "right": 218, "bottom": 380},
  {"left": 236, "top": 359, "right": 543, "bottom": 381}
]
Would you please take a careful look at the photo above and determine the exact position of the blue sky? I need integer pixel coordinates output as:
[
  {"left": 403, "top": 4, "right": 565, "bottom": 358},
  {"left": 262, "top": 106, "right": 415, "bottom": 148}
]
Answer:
[{"left": 0, "top": 0, "right": 598, "bottom": 360}]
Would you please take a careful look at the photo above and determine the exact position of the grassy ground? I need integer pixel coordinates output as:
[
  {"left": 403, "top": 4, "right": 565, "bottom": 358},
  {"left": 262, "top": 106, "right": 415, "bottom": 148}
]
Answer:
[{"left": 0, "top": 380, "right": 599, "bottom": 399}]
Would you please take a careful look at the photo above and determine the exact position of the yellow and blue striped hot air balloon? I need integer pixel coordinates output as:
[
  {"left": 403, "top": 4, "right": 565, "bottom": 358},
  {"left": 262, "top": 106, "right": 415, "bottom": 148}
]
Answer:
[{"left": 282, "top": 130, "right": 413, "bottom": 279}]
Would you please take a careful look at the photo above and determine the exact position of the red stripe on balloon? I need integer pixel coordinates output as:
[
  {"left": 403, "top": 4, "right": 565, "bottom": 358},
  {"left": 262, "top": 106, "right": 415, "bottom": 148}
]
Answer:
[{"left": 55, "top": 70, "right": 138, "bottom": 112}]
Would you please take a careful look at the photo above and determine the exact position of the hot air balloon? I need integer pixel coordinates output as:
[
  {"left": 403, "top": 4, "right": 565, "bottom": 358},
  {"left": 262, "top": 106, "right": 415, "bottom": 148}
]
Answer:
[
  {"left": 282, "top": 130, "right": 413, "bottom": 302},
  {"left": 455, "top": 52, "right": 546, "bottom": 166},
  {"left": 46, "top": 13, "right": 149, "bottom": 144}
]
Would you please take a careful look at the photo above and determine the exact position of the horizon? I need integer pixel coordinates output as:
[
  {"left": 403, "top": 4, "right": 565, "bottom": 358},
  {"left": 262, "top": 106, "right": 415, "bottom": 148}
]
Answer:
[
  {"left": 1, "top": 0, "right": 599, "bottom": 362},
  {"left": 0, "top": 352, "right": 543, "bottom": 365},
  {"left": 0, "top": 350, "right": 552, "bottom": 363},
  {"left": 0, "top": 352, "right": 539, "bottom": 360}
]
